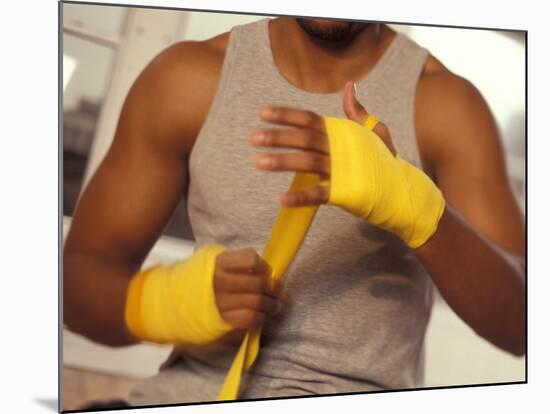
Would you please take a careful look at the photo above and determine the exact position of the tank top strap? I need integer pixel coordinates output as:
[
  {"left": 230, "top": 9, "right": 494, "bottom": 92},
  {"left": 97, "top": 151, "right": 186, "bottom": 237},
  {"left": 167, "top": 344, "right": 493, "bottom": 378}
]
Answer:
[{"left": 356, "top": 31, "right": 430, "bottom": 168}]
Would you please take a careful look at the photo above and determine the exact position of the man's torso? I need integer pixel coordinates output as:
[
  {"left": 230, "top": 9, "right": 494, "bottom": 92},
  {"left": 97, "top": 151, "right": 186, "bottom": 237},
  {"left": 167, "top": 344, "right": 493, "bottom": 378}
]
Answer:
[{"left": 129, "top": 18, "right": 443, "bottom": 405}]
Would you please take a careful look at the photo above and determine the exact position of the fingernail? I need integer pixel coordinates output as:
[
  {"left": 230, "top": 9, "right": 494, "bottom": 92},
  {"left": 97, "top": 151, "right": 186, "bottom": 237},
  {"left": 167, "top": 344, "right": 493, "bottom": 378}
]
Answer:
[
  {"left": 260, "top": 106, "right": 273, "bottom": 119},
  {"left": 353, "top": 82, "right": 358, "bottom": 96},
  {"left": 255, "top": 154, "right": 272, "bottom": 169},
  {"left": 281, "top": 192, "right": 294, "bottom": 205},
  {"left": 251, "top": 131, "right": 265, "bottom": 145}
]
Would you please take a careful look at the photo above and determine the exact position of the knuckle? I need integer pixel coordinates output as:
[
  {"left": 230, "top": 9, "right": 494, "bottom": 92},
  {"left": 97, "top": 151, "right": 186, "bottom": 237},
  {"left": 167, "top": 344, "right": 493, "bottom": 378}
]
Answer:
[
  {"left": 255, "top": 277, "right": 266, "bottom": 293},
  {"left": 241, "top": 275, "right": 259, "bottom": 293},
  {"left": 252, "top": 294, "right": 264, "bottom": 310},
  {"left": 320, "top": 185, "right": 330, "bottom": 201},
  {"left": 304, "top": 111, "right": 319, "bottom": 128},
  {"left": 309, "top": 154, "right": 323, "bottom": 171},
  {"left": 215, "top": 252, "right": 226, "bottom": 269},
  {"left": 216, "top": 296, "right": 228, "bottom": 312},
  {"left": 270, "top": 155, "right": 280, "bottom": 169},
  {"left": 222, "top": 314, "right": 235, "bottom": 327},
  {"left": 303, "top": 130, "right": 317, "bottom": 148},
  {"left": 261, "top": 274, "right": 272, "bottom": 289},
  {"left": 295, "top": 191, "right": 306, "bottom": 204},
  {"left": 230, "top": 315, "right": 247, "bottom": 330},
  {"left": 213, "top": 271, "right": 224, "bottom": 290},
  {"left": 243, "top": 310, "right": 257, "bottom": 326},
  {"left": 214, "top": 272, "right": 231, "bottom": 294},
  {"left": 242, "top": 249, "right": 257, "bottom": 268},
  {"left": 255, "top": 312, "right": 266, "bottom": 325},
  {"left": 313, "top": 185, "right": 324, "bottom": 199},
  {"left": 318, "top": 155, "right": 329, "bottom": 173},
  {"left": 263, "top": 130, "right": 274, "bottom": 145},
  {"left": 324, "top": 157, "right": 330, "bottom": 174},
  {"left": 264, "top": 296, "right": 275, "bottom": 312}
]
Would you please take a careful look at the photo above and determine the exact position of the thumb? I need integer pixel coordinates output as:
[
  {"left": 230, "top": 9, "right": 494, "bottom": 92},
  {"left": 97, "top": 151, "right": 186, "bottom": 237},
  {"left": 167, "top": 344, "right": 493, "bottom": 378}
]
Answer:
[
  {"left": 342, "top": 80, "right": 397, "bottom": 156},
  {"left": 342, "top": 80, "right": 369, "bottom": 125}
]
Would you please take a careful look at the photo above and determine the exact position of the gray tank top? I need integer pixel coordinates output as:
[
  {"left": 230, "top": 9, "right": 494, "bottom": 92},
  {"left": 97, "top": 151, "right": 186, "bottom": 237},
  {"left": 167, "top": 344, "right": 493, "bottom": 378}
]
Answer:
[{"left": 129, "top": 18, "right": 433, "bottom": 405}]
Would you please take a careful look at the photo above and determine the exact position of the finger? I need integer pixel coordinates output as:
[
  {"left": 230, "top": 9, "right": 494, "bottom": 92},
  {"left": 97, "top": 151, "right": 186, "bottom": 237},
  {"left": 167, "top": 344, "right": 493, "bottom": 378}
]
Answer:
[
  {"left": 258, "top": 106, "right": 325, "bottom": 133},
  {"left": 373, "top": 122, "right": 397, "bottom": 156},
  {"left": 254, "top": 152, "right": 330, "bottom": 178},
  {"left": 249, "top": 128, "right": 329, "bottom": 154},
  {"left": 217, "top": 248, "right": 271, "bottom": 275},
  {"left": 221, "top": 309, "right": 266, "bottom": 330},
  {"left": 281, "top": 184, "right": 330, "bottom": 207},
  {"left": 217, "top": 292, "right": 280, "bottom": 315},
  {"left": 342, "top": 80, "right": 369, "bottom": 125},
  {"left": 273, "top": 283, "right": 287, "bottom": 318},
  {"left": 216, "top": 271, "right": 276, "bottom": 297},
  {"left": 342, "top": 81, "right": 397, "bottom": 155}
]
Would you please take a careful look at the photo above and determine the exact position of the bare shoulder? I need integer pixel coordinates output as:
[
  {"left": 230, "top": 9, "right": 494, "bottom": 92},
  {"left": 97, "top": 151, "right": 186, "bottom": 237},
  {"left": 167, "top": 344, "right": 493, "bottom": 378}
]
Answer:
[
  {"left": 414, "top": 55, "right": 524, "bottom": 255},
  {"left": 414, "top": 54, "right": 498, "bottom": 175},
  {"left": 416, "top": 55, "right": 486, "bottom": 113},
  {"left": 121, "top": 32, "right": 230, "bottom": 155}
]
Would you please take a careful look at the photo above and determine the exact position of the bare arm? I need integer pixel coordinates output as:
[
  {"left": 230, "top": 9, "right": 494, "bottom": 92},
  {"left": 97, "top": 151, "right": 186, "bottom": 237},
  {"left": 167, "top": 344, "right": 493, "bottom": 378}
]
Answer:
[
  {"left": 63, "top": 40, "right": 224, "bottom": 346},
  {"left": 414, "top": 64, "right": 525, "bottom": 356},
  {"left": 248, "top": 72, "right": 525, "bottom": 356}
]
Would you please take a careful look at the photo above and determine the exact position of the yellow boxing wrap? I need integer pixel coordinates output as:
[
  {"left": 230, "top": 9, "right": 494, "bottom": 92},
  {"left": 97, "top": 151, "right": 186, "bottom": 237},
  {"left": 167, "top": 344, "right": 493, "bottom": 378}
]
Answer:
[
  {"left": 324, "top": 116, "right": 445, "bottom": 249},
  {"left": 364, "top": 114, "right": 379, "bottom": 131},
  {"left": 126, "top": 114, "right": 442, "bottom": 400},
  {"left": 217, "top": 172, "right": 321, "bottom": 400},
  {"left": 125, "top": 245, "right": 233, "bottom": 345}
]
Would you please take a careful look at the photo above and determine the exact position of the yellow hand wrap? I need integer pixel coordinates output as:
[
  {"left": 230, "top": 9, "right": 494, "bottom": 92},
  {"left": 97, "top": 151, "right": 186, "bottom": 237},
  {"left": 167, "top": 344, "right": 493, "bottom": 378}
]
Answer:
[
  {"left": 124, "top": 174, "right": 320, "bottom": 400},
  {"left": 125, "top": 245, "right": 233, "bottom": 345},
  {"left": 217, "top": 172, "right": 321, "bottom": 400},
  {"left": 324, "top": 116, "right": 445, "bottom": 248},
  {"left": 125, "top": 114, "right": 444, "bottom": 401}
]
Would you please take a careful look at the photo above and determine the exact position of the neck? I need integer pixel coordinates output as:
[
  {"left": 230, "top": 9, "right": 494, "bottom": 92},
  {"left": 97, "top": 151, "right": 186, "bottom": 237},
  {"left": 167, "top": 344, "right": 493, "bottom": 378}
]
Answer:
[{"left": 268, "top": 18, "right": 394, "bottom": 94}]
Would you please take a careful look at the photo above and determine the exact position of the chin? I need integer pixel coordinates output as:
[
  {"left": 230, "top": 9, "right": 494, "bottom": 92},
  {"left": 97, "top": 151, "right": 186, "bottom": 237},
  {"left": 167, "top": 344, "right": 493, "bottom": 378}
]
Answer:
[{"left": 296, "top": 18, "right": 368, "bottom": 43}]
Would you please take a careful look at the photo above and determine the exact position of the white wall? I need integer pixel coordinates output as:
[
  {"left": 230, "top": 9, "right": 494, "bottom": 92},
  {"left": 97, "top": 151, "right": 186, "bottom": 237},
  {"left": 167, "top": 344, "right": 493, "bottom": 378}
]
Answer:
[{"left": 179, "top": 10, "right": 265, "bottom": 41}]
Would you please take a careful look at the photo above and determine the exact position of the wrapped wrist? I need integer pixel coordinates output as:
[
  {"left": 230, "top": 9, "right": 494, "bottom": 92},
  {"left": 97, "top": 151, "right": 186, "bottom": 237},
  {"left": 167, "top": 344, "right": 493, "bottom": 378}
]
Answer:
[
  {"left": 124, "top": 244, "right": 232, "bottom": 345},
  {"left": 324, "top": 116, "right": 445, "bottom": 248}
]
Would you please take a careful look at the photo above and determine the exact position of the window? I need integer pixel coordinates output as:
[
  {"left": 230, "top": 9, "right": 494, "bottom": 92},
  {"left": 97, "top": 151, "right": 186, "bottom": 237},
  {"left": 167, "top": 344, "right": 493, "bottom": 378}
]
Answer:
[
  {"left": 62, "top": 3, "right": 195, "bottom": 241},
  {"left": 63, "top": 33, "right": 115, "bottom": 216}
]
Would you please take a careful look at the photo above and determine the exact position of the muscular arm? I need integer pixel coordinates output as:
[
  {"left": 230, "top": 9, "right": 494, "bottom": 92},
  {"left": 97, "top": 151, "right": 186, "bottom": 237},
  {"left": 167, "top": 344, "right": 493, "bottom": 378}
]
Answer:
[
  {"left": 63, "top": 38, "right": 226, "bottom": 346},
  {"left": 414, "top": 61, "right": 525, "bottom": 356},
  {"left": 250, "top": 69, "right": 525, "bottom": 357}
]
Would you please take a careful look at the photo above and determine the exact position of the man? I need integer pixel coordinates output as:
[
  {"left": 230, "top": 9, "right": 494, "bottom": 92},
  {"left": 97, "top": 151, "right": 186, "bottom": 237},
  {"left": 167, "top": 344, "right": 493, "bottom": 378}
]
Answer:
[{"left": 64, "top": 16, "right": 525, "bottom": 405}]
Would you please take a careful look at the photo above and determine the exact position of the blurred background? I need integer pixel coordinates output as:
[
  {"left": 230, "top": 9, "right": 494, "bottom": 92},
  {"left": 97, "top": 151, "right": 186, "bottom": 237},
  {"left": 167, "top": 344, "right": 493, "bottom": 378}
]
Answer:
[{"left": 61, "top": 2, "right": 526, "bottom": 409}]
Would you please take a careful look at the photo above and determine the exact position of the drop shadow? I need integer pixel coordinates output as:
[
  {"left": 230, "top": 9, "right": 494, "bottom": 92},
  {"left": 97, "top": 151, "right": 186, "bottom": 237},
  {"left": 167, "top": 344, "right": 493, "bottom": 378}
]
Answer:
[{"left": 34, "top": 397, "right": 58, "bottom": 412}]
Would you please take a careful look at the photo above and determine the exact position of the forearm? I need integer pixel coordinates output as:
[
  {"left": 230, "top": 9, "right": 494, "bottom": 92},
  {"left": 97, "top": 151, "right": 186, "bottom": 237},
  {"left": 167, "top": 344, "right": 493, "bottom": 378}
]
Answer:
[
  {"left": 415, "top": 205, "right": 525, "bottom": 356},
  {"left": 250, "top": 105, "right": 526, "bottom": 356},
  {"left": 63, "top": 250, "right": 139, "bottom": 347}
]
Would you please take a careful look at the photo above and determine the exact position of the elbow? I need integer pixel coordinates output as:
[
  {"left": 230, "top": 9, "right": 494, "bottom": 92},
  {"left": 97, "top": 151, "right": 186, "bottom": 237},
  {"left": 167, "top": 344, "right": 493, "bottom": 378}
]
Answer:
[
  {"left": 482, "top": 333, "right": 525, "bottom": 358},
  {"left": 481, "top": 331, "right": 525, "bottom": 357},
  {"left": 512, "top": 346, "right": 526, "bottom": 358},
  {"left": 478, "top": 312, "right": 525, "bottom": 358},
  {"left": 507, "top": 335, "right": 526, "bottom": 357},
  {"left": 504, "top": 272, "right": 526, "bottom": 358},
  {"left": 501, "top": 319, "right": 526, "bottom": 357}
]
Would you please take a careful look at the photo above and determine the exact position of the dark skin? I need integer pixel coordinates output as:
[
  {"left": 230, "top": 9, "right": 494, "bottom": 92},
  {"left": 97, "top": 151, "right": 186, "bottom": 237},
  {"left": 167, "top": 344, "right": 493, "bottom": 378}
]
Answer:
[{"left": 64, "top": 18, "right": 525, "bottom": 356}]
